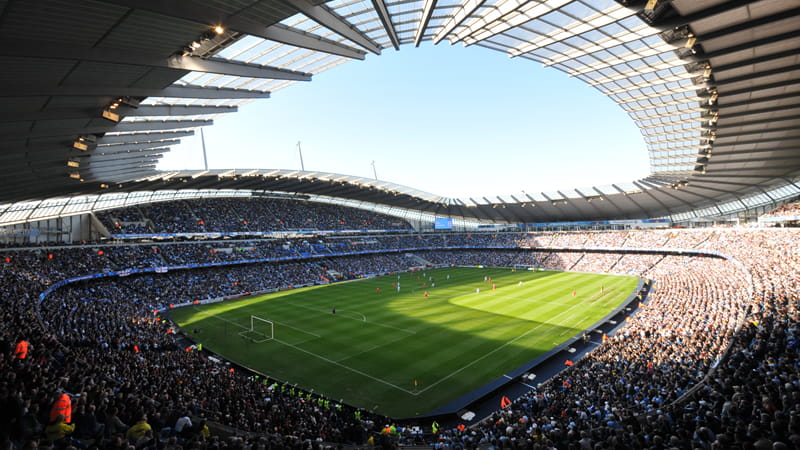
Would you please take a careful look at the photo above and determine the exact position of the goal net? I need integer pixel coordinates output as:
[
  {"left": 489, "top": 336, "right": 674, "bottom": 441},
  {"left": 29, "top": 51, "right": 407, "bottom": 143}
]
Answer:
[{"left": 239, "top": 316, "right": 273, "bottom": 343}]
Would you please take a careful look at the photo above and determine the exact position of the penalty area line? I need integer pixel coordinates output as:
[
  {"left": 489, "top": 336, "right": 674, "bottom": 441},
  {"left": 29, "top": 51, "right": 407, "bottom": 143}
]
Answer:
[
  {"left": 292, "top": 303, "right": 416, "bottom": 335},
  {"left": 271, "top": 338, "right": 416, "bottom": 395}
]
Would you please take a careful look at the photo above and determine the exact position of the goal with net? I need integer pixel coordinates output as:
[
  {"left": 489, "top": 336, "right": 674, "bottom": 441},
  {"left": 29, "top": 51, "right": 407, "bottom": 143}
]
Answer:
[{"left": 239, "top": 315, "right": 273, "bottom": 343}]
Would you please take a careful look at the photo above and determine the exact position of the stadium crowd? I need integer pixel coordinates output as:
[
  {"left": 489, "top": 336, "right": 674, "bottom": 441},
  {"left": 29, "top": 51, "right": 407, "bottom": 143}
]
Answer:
[
  {"left": 96, "top": 198, "right": 413, "bottom": 234},
  {"left": 1, "top": 222, "right": 799, "bottom": 450},
  {"left": 759, "top": 201, "right": 800, "bottom": 219}
]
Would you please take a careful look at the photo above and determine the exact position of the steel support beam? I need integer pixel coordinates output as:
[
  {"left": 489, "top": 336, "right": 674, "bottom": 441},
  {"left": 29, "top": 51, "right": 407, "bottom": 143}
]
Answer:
[
  {"left": 681, "top": 183, "right": 741, "bottom": 197},
  {"left": 710, "top": 80, "right": 800, "bottom": 98},
  {"left": 97, "top": 130, "right": 194, "bottom": 144},
  {"left": 655, "top": 183, "right": 721, "bottom": 204},
  {"left": 0, "top": 120, "right": 212, "bottom": 139},
  {"left": 718, "top": 103, "right": 800, "bottom": 120},
  {"left": 718, "top": 91, "right": 800, "bottom": 109},
  {"left": 710, "top": 147, "right": 800, "bottom": 159},
  {"left": 0, "top": 85, "right": 270, "bottom": 99},
  {"left": 703, "top": 166, "right": 800, "bottom": 175},
  {"left": 88, "top": 160, "right": 165, "bottom": 173},
  {"left": 710, "top": 155, "right": 800, "bottom": 166},
  {"left": 633, "top": 181, "right": 675, "bottom": 213},
  {"left": 87, "top": 166, "right": 159, "bottom": 181},
  {"left": 711, "top": 49, "right": 800, "bottom": 74},
  {"left": 96, "top": 0, "right": 367, "bottom": 60},
  {"left": 97, "top": 120, "right": 213, "bottom": 134},
  {"left": 712, "top": 64, "right": 800, "bottom": 88},
  {"left": 684, "top": 178, "right": 764, "bottom": 188},
  {"left": 265, "top": 23, "right": 365, "bottom": 59},
  {"left": 281, "top": 0, "right": 381, "bottom": 54},
  {"left": 0, "top": 40, "right": 312, "bottom": 81},
  {"left": 588, "top": 187, "right": 625, "bottom": 217},
  {"left": 131, "top": 104, "right": 237, "bottom": 117},
  {"left": 646, "top": 0, "right": 753, "bottom": 29},
  {"left": 688, "top": 30, "right": 800, "bottom": 62},
  {"left": 89, "top": 152, "right": 166, "bottom": 166},
  {"left": 612, "top": 184, "right": 655, "bottom": 218},
  {"left": 696, "top": 7, "right": 800, "bottom": 41},
  {"left": 717, "top": 113, "right": 800, "bottom": 129},
  {"left": 371, "top": 0, "right": 400, "bottom": 50},
  {"left": 94, "top": 141, "right": 179, "bottom": 154},
  {"left": 713, "top": 137, "right": 800, "bottom": 147},
  {"left": 0, "top": 105, "right": 236, "bottom": 123},
  {"left": 414, "top": 0, "right": 438, "bottom": 47},
  {"left": 432, "top": 0, "right": 487, "bottom": 44}
]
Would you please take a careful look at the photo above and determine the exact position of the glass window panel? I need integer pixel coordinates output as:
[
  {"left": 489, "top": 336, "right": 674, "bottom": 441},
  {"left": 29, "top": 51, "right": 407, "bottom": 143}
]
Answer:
[
  {"left": 561, "top": 1, "right": 597, "bottom": 18},
  {"left": 540, "top": 11, "right": 574, "bottom": 29}
]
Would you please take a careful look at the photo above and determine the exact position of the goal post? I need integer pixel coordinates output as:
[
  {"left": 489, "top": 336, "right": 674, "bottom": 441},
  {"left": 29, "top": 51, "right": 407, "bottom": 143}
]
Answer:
[{"left": 239, "top": 315, "right": 273, "bottom": 343}]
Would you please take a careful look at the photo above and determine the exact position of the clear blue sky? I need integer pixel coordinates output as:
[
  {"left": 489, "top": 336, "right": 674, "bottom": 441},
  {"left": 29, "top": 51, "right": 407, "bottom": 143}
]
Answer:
[{"left": 159, "top": 42, "right": 649, "bottom": 199}]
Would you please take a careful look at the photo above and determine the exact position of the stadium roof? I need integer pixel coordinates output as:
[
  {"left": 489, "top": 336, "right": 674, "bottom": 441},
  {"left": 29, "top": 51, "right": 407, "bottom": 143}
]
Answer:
[{"left": 1, "top": 0, "right": 799, "bottom": 224}]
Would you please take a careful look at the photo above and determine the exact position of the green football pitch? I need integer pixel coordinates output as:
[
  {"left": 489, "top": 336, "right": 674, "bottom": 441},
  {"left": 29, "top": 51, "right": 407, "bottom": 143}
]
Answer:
[{"left": 169, "top": 267, "right": 639, "bottom": 418}]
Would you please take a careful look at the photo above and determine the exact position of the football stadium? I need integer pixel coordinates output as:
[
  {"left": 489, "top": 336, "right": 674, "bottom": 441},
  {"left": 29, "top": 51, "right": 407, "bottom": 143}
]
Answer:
[{"left": 1, "top": 1, "right": 800, "bottom": 449}]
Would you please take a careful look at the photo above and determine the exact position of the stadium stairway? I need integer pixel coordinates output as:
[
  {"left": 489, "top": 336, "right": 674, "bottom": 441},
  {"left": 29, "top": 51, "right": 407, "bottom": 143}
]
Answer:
[{"left": 406, "top": 253, "right": 432, "bottom": 267}]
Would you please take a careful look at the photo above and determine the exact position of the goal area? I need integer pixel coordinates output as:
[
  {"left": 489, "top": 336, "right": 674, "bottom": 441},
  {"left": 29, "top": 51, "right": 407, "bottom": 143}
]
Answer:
[{"left": 239, "top": 316, "right": 273, "bottom": 343}]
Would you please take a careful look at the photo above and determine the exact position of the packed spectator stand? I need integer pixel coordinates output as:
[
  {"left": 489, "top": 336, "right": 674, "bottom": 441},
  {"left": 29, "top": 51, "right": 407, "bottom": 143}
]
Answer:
[
  {"left": 759, "top": 201, "right": 800, "bottom": 223},
  {"left": 1, "top": 199, "right": 799, "bottom": 450},
  {"left": 95, "top": 198, "right": 414, "bottom": 235}
]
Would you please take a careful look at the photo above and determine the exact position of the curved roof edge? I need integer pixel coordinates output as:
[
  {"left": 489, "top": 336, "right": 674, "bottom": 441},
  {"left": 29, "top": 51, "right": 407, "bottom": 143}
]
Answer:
[{"left": 2, "top": 170, "right": 798, "bottom": 227}]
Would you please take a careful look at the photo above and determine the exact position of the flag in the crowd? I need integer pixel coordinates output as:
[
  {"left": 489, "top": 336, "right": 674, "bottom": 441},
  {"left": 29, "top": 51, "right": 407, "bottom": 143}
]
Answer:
[
  {"left": 500, "top": 396, "right": 512, "bottom": 408},
  {"left": 565, "top": 359, "right": 574, "bottom": 366},
  {"left": 432, "top": 421, "right": 440, "bottom": 434}
]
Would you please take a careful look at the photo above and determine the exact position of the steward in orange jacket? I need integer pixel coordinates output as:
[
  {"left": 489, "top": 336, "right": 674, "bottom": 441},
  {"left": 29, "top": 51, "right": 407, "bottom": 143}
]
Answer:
[{"left": 50, "top": 392, "right": 72, "bottom": 424}]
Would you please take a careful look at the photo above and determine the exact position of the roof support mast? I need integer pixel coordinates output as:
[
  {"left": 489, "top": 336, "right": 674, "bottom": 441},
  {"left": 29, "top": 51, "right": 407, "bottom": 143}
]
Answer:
[
  {"left": 298, "top": 141, "right": 305, "bottom": 171},
  {"left": 201, "top": 128, "right": 209, "bottom": 171}
]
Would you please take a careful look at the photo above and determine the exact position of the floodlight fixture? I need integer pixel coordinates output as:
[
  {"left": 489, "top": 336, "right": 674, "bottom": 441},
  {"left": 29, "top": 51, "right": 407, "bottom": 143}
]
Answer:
[{"left": 102, "top": 109, "right": 120, "bottom": 123}]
